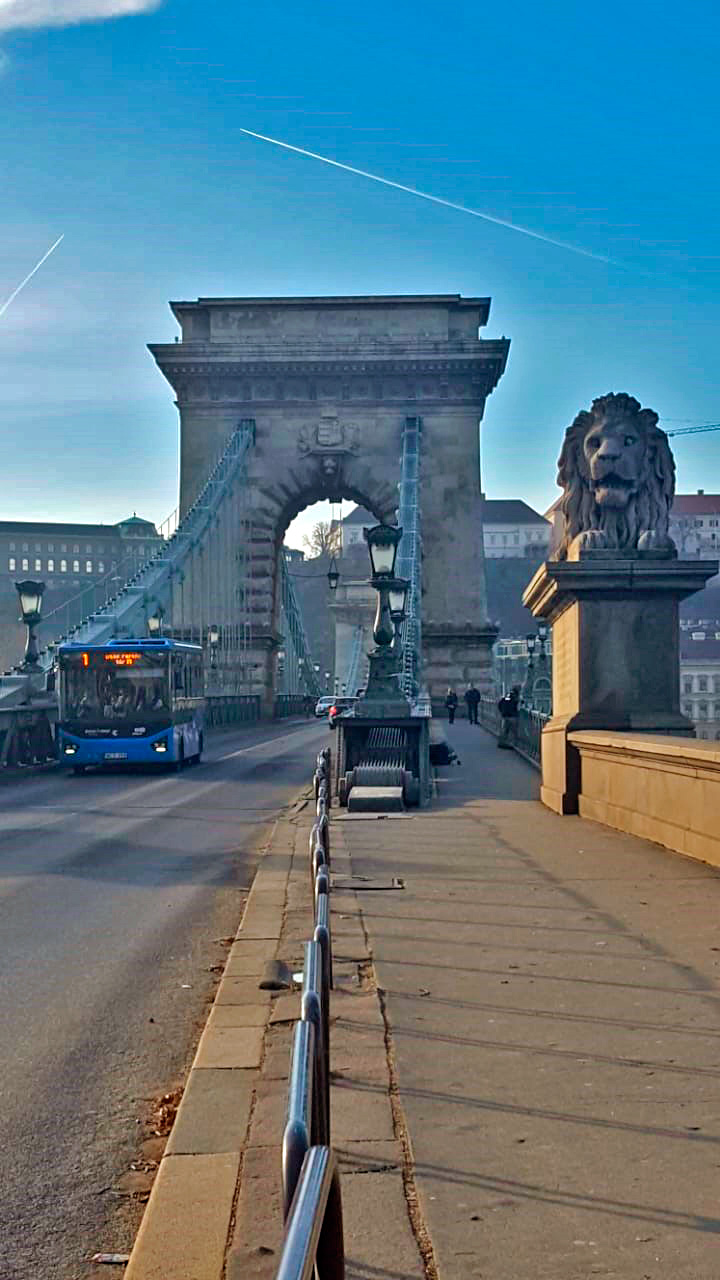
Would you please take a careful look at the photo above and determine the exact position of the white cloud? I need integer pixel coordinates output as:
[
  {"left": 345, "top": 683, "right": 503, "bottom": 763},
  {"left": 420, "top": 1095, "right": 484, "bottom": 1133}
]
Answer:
[{"left": 0, "top": 0, "right": 161, "bottom": 33}]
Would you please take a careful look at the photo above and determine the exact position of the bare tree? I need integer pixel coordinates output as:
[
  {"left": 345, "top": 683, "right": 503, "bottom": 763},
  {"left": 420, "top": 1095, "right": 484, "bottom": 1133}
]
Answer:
[{"left": 302, "top": 520, "right": 341, "bottom": 559}]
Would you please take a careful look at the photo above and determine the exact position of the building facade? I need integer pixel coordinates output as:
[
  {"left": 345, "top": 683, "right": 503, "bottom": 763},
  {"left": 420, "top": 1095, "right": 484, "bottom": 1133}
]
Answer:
[
  {"left": 680, "top": 625, "right": 720, "bottom": 740},
  {"left": 670, "top": 492, "right": 720, "bottom": 557},
  {"left": 0, "top": 515, "right": 161, "bottom": 670},
  {"left": 340, "top": 505, "right": 375, "bottom": 553},
  {"left": 481, "top": 498, "right": 551, "bottom": 559}
]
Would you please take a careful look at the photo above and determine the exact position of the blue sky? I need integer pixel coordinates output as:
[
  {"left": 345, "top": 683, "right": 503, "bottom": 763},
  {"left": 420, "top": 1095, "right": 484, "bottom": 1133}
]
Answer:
[{"left": 1, "top": 0, "right": 719, "bottom": 548}]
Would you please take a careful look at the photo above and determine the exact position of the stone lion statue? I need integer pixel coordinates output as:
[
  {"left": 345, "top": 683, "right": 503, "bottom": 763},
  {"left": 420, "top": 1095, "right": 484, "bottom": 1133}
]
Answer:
[{"left": 554, "top": 392, "right": 676, "bottom": 559}]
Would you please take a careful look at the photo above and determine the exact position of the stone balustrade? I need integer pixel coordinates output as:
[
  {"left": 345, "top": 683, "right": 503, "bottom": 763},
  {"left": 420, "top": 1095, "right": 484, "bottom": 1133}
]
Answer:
[{"left": 567, "top": 730, "right": 720, "bottom": 868}]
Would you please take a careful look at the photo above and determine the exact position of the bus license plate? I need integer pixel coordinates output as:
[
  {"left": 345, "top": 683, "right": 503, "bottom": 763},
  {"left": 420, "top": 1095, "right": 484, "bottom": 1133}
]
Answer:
[{"left": 104, "top": 752, "right": 127, "bottom": 760}]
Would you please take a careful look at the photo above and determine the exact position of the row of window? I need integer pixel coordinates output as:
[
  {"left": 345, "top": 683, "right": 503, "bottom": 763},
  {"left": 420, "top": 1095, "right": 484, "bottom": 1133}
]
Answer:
[
  {"left": 683, "top": 702, "right": 720, "bottom": 719},
  {"left": 485, "top": 532, "right": 549, "bottom": 546},
  {"left": 682, "top": 675, "right": 720, "bottom": 694},
  {"left": 7, "top": 541, "right": 149, "bottom": 555},
  {"left": 8, "top": 558, "right": 105, "bottom": 574}
]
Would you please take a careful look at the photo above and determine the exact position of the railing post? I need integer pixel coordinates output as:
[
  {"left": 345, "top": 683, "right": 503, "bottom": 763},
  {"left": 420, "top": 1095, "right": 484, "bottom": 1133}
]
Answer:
[{"left": 301, "top": 940, "right": 330, "bottom": 1146}]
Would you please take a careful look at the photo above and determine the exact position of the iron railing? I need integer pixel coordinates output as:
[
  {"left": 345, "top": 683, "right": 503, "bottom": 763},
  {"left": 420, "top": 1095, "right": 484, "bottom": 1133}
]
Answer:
[
  {"left": 478, "top": 696, "right": 547, "bottom": 769},
  {"left": 277, "top": 747, "right": 344, "bottom": 1278},
  {"left": 343, "top": 624, "right": 365, "bottom": 702},
  {"left": 397, "top": 416, "right": 423, "bottom": 698},
  {"left": 204, "top": 695, "right": 262, "bottom": 727},
  {"left": 275, "top": 1146, "right": 344, "bottom": 1280}
]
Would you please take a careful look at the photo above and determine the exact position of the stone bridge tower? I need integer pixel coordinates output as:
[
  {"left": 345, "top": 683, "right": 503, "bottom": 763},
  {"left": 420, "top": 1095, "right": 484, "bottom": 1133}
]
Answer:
[{"left": 150, "top": 294, "right": 509, "bottom": 704}]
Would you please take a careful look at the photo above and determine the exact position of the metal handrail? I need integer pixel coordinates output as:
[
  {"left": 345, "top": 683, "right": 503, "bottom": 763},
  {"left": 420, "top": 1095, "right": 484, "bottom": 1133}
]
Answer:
[
  {"left": 275, "top": 1147, "right": 345, "bottom": 1280},
  {"left": 282, "top": 1020, "right": 316, "bottom": 1218},
  {"left": 278, "top": 746, "right": 343, "bottom": 1277},
  {"left": 301, "top": 940, "right": 330, "bottom": 1146}
]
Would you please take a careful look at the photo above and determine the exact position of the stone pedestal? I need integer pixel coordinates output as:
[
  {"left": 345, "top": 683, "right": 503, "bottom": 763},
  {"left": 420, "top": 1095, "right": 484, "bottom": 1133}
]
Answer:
[
  {"left": 424, "top": 624, "right": 499, "bottom": 712},
  {"left": 523, "top": 552, "right": 718, "bottom": 814}
]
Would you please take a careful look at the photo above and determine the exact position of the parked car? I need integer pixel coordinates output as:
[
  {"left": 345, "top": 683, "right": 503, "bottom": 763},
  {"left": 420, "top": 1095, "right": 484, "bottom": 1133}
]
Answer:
[
  {"left": 314, "top": 696, "right": 335, "bottom": 718},
  {"left": 328, "top": 697, "right": 358, "bottom": 729}
]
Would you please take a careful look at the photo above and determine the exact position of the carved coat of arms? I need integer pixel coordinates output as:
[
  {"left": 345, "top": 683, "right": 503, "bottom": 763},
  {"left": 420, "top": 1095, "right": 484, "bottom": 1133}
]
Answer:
[{"left": 297, "top": 419, "right": 360, "bottom": 457}]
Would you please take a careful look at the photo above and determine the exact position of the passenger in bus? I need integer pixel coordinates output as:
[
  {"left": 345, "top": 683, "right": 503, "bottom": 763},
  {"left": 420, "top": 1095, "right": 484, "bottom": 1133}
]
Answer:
[
  {"left": 152, "top": 684, "right": 167, "bottom": 710},
  {"left": 135, "top": 686, "right": 148, "bottom": 712}
]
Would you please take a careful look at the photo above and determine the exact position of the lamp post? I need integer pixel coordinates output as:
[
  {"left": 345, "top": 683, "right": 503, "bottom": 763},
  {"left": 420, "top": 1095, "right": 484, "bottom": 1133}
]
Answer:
[
  {"left": 522, "top": 632, "right": 536, "bottom": 707},
  {"left": 388, "top": 578, "right": 410, "bottom": 654},
  {"left": 208, "top": 623, "right": 219, "bottom": 668},
  {"left": 15, "top": 580, "right": 45, "bottom": 671},
  {"left": 533, "top": 620, "right": 552, "bottom": 715},
  {"left": 327, "top": 557, "right": 340, "bottom": 592},
  {"left": 358, "top": 525, "right": 410, "bottom": 716}
]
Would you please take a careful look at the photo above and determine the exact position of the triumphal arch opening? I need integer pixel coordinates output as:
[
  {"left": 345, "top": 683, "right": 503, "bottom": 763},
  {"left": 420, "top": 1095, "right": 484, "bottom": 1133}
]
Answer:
[{"left": 150, "top": 294, "right": 509, "bottom": 706}]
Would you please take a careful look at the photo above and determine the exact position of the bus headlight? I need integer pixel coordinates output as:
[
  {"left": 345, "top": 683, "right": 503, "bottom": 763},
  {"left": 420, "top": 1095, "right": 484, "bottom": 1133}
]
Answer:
[
  {"left": 151, "top": 738, "right": 168, "bottom": 753},
  {"left": 63, "top": 743, "right": 77, "bottom": 755}
]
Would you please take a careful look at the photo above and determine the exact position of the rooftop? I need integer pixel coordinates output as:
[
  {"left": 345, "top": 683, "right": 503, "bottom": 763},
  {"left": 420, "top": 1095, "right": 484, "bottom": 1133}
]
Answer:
[
  {"left": 342, "top": 506, "right": 375, "bottom": 526},
  {"left": 680, "top": 632, "right": 720, "bottom": 659},
  {"left": 172, "top": 293, "right": 491, "bottom": 309},
  {"left": 672, "top": 492, "right": 720, "bottom": 515},
  {"left": 482, "top": 499, "right": 550, "bottom": 526},
  {"left": 0, "top": 517, "right": 159, "bottom": 537}
]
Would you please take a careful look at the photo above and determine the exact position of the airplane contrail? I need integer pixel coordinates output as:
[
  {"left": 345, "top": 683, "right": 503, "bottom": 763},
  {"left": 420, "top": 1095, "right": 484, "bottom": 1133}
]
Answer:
[
  {"left": 0, "top": 234, "right": 65, "bottom": 320},
  {"left": 239, "top": 129, "right": 614, "bottom": 265}
]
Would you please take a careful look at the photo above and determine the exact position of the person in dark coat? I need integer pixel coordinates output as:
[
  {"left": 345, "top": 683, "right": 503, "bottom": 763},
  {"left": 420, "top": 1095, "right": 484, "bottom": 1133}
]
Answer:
[
  {"left": 464, "top": 683, "right": 481, "bottom": 724},
  {"left": 497, "top": 686, "right": 520, "bottom": 748},
  {"left": 445, "top": 687, "right": 459, "bottom": 724}
]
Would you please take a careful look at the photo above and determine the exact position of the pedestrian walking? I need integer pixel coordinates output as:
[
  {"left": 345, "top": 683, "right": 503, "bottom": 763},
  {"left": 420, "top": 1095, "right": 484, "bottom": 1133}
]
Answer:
[
  {"left": 497, "top": 685, "right": 520, "bottom": 748},
  {"left": 445, "top": 686, "right": 458, "bottom": 724},
  {"left": 464, "top": 683, "right": 481, "bottom": 724}
]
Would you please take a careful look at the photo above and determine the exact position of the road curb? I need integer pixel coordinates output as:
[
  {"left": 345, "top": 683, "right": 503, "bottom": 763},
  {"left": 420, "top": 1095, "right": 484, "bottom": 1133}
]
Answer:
[{"left": 124, "top": 815, "right": 296, "bottom": 1280}]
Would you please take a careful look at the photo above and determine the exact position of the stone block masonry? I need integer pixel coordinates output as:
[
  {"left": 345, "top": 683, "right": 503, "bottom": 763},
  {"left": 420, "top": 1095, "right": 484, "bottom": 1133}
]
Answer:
[{"left": 150, "top": 295, "right": 510, "bottom": 705}]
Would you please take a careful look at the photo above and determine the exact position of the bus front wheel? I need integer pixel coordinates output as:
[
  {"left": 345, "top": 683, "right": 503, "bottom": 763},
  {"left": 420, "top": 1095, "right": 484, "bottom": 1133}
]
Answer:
[
  {"left": 174, "top": 742, "right": 185, "bottom": 773},
  {"left": 192, "top": 733, "right": 203, "bottom": 765},
  {"left": 72, "top": 765, "right": 85, "bottom": 776}
]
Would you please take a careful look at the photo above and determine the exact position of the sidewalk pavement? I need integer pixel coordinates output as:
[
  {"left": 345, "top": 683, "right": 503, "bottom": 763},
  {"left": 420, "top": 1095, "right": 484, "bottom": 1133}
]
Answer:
[
  {"left": 335, "top": 722, "right": 720, "bottom": 1279},
  {"left": 125, "top": 721, "right": 720, "bottom": 1280}
]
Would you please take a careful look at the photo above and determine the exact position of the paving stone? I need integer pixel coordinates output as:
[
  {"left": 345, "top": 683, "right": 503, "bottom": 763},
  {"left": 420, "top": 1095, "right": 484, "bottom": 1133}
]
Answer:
[
  {"left": 194, "top": 1024, "right": 264, "bottom": 1069},
  {"left": 215, "top": 976, "right": 270, "bottom": 1005},
  {"left": 166, "top": 1068, "right": 255, "bottom": 1156},
  {"left": 124, "top": 1152, "right": 239, "bottom": 1280},
  {"left": 226, "top": 1146, "right": 284, "bottom": 1280},
  {"left": 206, "top": 1003, "right": 268, "bottom": 1028}
]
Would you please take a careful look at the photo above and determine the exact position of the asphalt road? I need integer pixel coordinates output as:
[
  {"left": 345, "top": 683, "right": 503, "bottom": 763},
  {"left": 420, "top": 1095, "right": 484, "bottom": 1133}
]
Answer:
[{"left": 0, "top": 717, "right": 328, "bottom": 1280}]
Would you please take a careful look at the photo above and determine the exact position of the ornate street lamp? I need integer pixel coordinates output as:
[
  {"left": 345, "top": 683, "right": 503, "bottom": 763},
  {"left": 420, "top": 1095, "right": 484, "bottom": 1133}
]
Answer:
[
  {"left": 522, "top": 632, "right": 537, "bottom": 707},
  {"left": 208, "top": 623, "right": 219, "bottom": 670},
  {"left": 388, "top": 578, "right": 410, "bottom": 624},
  {"left": 364, "top": 524, "right": 401, "bottom": 578},
  {"left": 15, "top": 579, "right": 45, "bottom": 671},
  {"left": 358, "top": 526, "right": 410, "bottom": 715},
  {"left": 327, "top": 556, "right": 340, "bottom": 592},
  {"left": 364, "top": 524, "right": 403, "bottom": 648},
  {"left": 388, "top": 578, "right": 410, "bottom": 657}
]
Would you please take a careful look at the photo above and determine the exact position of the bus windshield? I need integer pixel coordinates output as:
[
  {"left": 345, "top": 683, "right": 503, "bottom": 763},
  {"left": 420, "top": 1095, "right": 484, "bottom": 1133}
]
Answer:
[{"left": 60, "top": 650, "right": 171, "bottom": 724}]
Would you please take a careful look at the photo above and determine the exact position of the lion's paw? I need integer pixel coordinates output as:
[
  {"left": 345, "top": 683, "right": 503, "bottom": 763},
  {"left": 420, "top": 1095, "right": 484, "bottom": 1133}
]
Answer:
[
  {"left": 637, "top": 531, "right": 676, "bottom": 553},
  {"left": 576, "top": 530, "right": 609, "bottom": 549}
]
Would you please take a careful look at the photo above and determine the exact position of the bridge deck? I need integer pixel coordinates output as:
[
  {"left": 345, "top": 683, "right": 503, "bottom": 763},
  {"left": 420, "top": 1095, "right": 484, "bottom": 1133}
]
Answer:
[{"left": 335, "top": 722, "right": 720, "bottom": 1278}]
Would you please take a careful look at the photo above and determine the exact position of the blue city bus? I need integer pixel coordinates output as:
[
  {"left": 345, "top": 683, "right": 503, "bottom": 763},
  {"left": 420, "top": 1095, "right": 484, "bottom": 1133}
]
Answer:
[{"left": 57, "top": 639, "right": 205, "bottom": 773}]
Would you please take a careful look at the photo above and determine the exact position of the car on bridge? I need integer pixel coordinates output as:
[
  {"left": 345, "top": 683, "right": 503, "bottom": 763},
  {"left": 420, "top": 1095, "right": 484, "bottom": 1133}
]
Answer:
[
  {"left": 314, "top": 696, "right": 335, "bottom": 718},
  {"left": 328, "top": 697, "right": 358, "bottom": 729}
]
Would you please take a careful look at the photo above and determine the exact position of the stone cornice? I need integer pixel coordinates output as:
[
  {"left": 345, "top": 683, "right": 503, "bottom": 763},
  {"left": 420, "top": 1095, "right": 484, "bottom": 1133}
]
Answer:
[
  {"left": 524, "top": 557, "right": 719, "bottom": 621},
  {"left": 148, "top": 349, "right": 508, "bottom": 379}
]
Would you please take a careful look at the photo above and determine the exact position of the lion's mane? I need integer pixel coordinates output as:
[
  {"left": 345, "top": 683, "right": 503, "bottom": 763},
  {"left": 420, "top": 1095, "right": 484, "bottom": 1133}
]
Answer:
[{"left": 554, "top": 392, "right": 675, "bottom": 559}]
